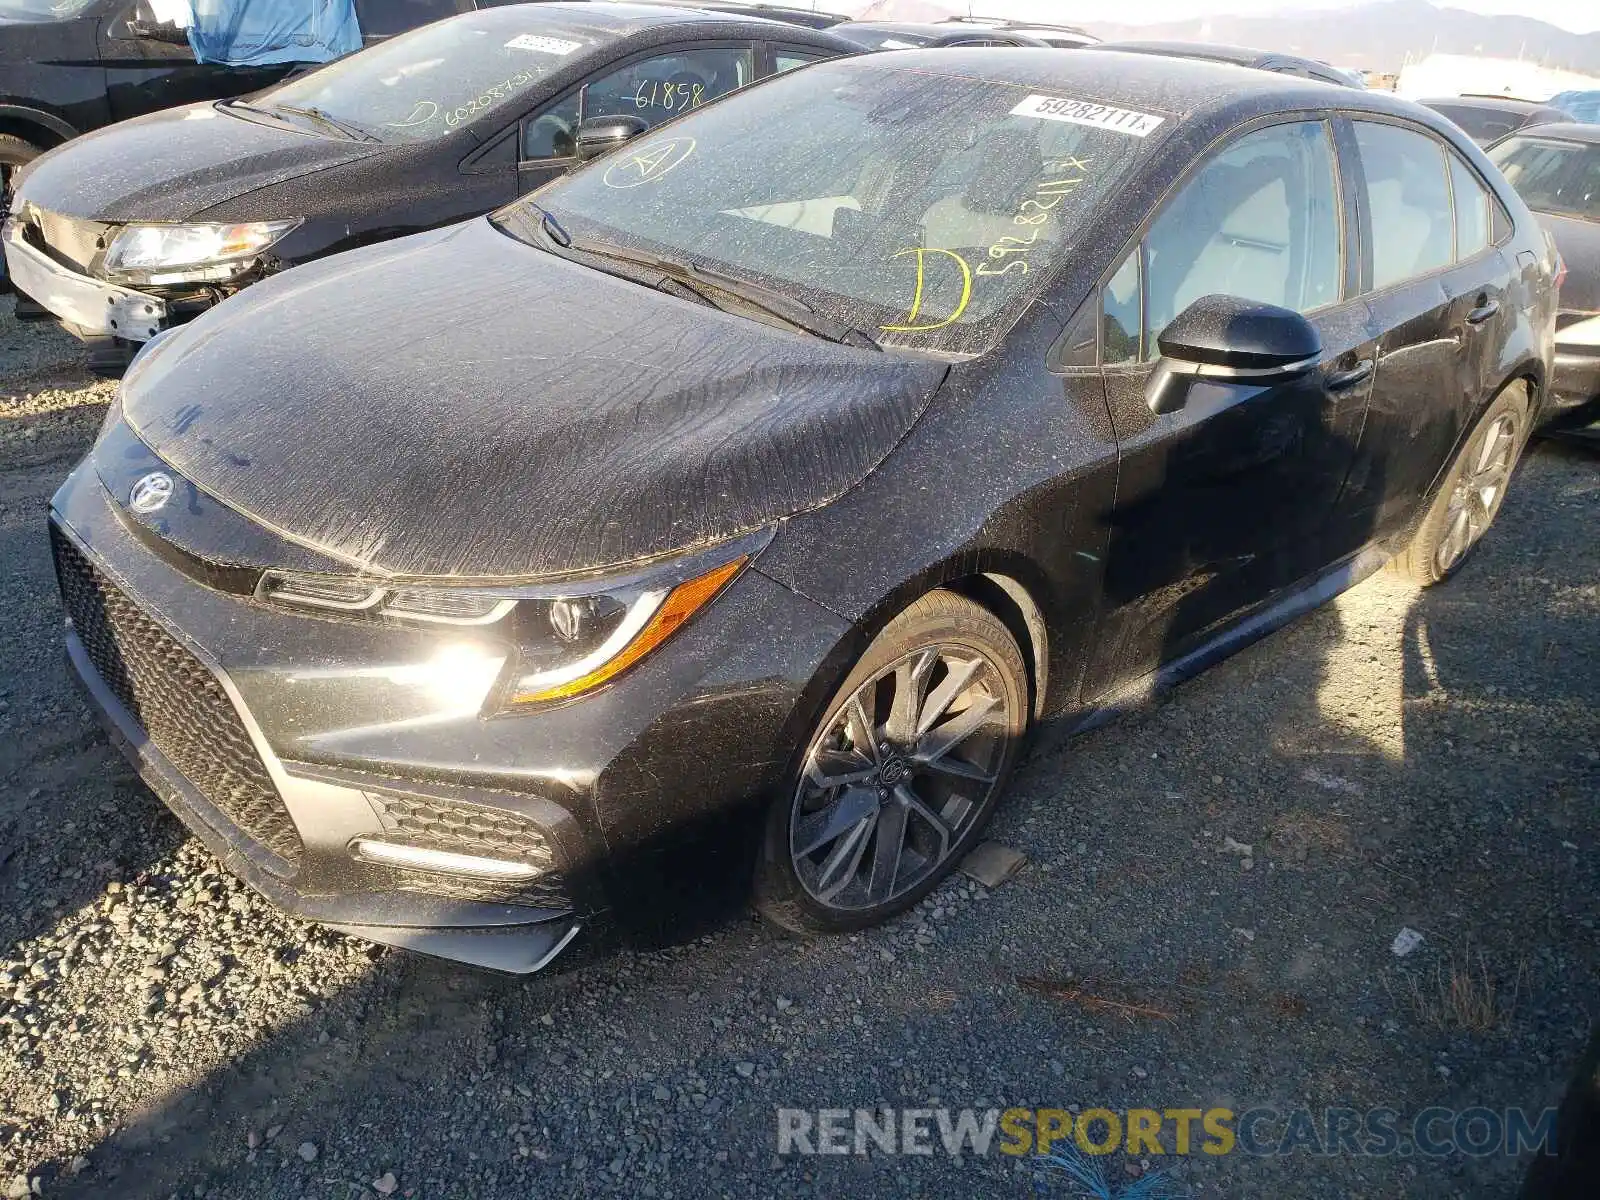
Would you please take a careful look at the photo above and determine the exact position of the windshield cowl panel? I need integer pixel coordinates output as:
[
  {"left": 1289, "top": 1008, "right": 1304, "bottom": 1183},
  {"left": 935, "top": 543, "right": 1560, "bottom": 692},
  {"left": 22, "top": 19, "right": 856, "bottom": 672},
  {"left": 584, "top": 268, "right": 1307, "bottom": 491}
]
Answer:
[{"left": 514, "top": 60, "right": 1174, "bottom": 356}]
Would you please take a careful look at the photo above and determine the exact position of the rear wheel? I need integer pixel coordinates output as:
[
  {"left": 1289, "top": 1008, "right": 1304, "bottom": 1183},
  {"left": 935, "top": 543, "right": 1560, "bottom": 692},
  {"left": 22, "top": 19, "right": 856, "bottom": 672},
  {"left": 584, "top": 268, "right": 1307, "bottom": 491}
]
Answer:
[
  {"left": 1391, "top": 384, "right": 1530, "bottom": 586},
  {"left": 755, "top": 590, "right": 1028, "bottom": 935}
]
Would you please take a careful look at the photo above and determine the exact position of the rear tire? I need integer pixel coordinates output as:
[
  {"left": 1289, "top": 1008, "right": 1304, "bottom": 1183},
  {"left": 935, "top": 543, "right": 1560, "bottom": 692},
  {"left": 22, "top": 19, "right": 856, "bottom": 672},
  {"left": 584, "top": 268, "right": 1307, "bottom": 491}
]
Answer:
[
  {"left": 1390, "top": 383, "right": 1530, "bottom": 587},
  {"left": 755, "top": 589, "right": 1028, "bottom": 936}
]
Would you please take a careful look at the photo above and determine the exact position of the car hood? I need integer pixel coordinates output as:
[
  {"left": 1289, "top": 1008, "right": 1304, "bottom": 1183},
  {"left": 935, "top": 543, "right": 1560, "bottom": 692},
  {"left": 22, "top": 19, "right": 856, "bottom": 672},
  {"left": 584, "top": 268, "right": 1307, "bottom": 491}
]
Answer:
[
  {"left": 119, "top": 218, "right": 947, "bottom": 580},
  {"left": 1539, "top": 212, "right": 1600, "bottom": 315},
  {"left": 16, "top": 101, "right": 381, "bottom": 221}
]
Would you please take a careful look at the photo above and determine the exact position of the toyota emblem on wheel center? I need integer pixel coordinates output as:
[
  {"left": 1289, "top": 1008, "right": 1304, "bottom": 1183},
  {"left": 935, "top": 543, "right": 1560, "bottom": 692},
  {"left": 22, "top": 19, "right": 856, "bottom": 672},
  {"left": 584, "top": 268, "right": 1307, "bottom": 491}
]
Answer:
[{"left": 128, "top": 471, "right": 173, "bottom": 514}]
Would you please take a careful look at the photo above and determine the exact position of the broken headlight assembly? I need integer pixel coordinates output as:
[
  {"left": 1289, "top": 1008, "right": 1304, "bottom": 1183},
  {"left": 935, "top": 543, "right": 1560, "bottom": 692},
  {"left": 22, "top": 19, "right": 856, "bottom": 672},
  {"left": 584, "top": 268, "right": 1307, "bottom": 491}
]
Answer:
[
  {"left": 101, "top": 219, "right": 302, "bottom": 286},
  {"left": 258, "top": 534, "right": 764, "bottom": 709}
]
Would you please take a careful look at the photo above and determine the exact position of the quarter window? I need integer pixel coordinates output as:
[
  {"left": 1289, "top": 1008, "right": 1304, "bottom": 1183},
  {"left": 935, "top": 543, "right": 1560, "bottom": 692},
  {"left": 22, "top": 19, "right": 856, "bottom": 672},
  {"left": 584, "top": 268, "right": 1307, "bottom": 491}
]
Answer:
[
  {"left": 1448, "top": 153, "right": 1492, "bottom": 260},
  {"left": 1103, "top": 248, "right": 1141, "bottom": 365},
  {"left": 1142, "top": 121, "right": 1342, "bottom": 350},
  {"left": 1352, "top": 121, "right": 1454, "bottom": 289},
  {"left": 774, "top": 52, "right": 822, "bottom": 73}
]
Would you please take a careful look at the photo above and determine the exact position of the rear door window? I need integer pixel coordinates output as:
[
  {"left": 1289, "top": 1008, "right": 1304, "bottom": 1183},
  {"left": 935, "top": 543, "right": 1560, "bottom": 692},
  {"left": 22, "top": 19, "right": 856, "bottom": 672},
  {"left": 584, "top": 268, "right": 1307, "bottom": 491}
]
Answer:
[{"left": 1352, "top": 121, "right": 1454, "bottom": 289}]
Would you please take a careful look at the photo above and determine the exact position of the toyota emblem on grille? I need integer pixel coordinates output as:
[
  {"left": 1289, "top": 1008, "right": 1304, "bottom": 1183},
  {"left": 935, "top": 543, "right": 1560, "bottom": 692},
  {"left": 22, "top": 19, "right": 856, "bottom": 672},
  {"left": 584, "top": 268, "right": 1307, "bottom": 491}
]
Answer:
[{"left": 129, "top": 471, "right": 174, "bottom": 514}]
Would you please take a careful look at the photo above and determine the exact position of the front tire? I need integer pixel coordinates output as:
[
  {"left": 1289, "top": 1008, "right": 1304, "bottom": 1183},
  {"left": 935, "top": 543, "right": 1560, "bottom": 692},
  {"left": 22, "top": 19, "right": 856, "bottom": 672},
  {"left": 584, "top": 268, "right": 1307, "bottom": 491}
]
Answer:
[
  {"left": 1390, "top": 384, "right": 1530, "bottom": 587},
  {"left": 0, "top": 133, "right": 43, "bottom": 210},
  {"left": 755, "top": 589, "right": 1028, "bottom": 935}
]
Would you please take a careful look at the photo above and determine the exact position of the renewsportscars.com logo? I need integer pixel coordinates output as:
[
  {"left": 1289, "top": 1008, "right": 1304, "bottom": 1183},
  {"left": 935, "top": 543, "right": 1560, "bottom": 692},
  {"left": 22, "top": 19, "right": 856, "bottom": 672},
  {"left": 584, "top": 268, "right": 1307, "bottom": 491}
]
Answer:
[{"left": 776, "top": 1104, "right": 1558, "bottom": 1160}]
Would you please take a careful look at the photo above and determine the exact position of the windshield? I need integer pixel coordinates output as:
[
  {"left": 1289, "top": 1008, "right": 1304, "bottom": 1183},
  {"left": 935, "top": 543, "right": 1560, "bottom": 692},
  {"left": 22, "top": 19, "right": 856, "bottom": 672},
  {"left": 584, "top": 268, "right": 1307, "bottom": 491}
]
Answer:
[
  {"left": 255, "top": 8, "right": 605, "bottom": 144},
  {"left": 0, "top": 0, "right": 98, "bottom": 19},
  {"left": 504, "top": 60, "right": 1170, "bottom": 355},
  {"left": 1489, "top": 136, "right": 1600, "bottom": 221}
]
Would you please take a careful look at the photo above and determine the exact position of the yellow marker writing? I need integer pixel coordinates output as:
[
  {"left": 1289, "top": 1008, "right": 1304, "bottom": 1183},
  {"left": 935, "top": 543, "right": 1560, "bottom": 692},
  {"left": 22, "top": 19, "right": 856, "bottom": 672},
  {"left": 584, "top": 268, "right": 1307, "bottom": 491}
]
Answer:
[{"left": 881, "top": 247, "right": 973, "bottom": 333}]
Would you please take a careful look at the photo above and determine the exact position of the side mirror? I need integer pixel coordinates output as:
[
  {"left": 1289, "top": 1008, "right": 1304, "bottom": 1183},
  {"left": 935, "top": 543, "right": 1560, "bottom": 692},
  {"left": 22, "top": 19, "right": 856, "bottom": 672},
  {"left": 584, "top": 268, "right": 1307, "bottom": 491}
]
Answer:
[
  {"left": 1145, "top": 294, "right": 1322, "bottom": 415},
  {"left": 574, "top": 115, "right": 649, "bottom": 162}
]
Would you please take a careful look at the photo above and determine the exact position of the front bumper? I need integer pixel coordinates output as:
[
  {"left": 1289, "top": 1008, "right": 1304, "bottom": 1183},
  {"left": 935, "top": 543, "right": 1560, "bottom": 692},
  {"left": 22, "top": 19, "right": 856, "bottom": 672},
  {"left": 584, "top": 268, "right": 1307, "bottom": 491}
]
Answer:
[
  {"left": 48, "top": 436, "right": 848, "bottom": 971},
  {"left": 1544, "top": 342, "right": 1600, "bottom": 442},
  {"left": 3, "top": 217, "right": 168, "bottom": 341}
]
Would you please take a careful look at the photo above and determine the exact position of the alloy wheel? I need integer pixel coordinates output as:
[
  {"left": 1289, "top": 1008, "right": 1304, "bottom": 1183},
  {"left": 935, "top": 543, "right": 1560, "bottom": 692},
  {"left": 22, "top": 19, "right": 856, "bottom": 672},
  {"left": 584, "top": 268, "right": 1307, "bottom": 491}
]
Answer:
[
  {"left": 789, "top": 644, "right": 1015, "bottom": 912},
  {"left": 1435, "top": 413, "right": 1519, "bottom": 574}
]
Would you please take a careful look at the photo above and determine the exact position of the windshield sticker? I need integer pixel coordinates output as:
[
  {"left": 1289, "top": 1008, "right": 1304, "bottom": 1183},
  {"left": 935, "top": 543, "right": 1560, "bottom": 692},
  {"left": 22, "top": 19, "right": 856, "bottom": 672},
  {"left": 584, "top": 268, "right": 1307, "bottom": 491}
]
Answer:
[
  {"left": 505, "top": 35, "right": 583, "bottom": 55},
  {"left": 602, "top": 137, "right": 696, "bottom": 189},
  {"left": 1010, "top": 95, "right": 1164, "bottom": 138},
  {"left": 880, "top": 39, "right": 918, "bottom": 49},
  {"left": 881, "top": 248, "right": 973, "bottom": 333}
]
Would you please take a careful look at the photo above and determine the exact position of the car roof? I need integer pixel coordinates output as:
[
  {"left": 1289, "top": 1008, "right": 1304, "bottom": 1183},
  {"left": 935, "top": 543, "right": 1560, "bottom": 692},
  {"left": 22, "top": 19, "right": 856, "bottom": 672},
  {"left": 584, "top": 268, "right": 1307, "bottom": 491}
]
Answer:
[
  {"left": 808, "top": 47, "right": 1472, "bottom": 151},
  {"left": 1424, "top": 95, "right": 1560, "bottom": 115},
  {"left": 474, "top": 0, "right": 824, "bottom": 34},
  {"left": 831, "top": 21, "right": 1049, "bottom": 47},
  {"left": 1091, "top": 39, "right": 1271, "bottom": 67},
  {"left": 677, "top": 1, "right": 849, "bottom": 28},
  {"left": 1494, "top": 121, "right": 1600, "bottom": 146}
]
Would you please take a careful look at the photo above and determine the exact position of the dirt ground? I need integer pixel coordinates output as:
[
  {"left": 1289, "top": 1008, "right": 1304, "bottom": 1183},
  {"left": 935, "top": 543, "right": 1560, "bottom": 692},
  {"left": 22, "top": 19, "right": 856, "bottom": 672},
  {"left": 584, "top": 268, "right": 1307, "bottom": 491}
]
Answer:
[{"left": 0, "top": 300, "right": 1596, "bottom": 1199}]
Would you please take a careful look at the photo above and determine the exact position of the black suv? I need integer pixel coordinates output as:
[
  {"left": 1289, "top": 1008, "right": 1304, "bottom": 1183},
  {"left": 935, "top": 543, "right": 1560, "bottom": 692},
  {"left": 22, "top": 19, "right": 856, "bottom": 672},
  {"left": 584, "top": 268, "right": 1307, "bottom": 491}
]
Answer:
[{"left": 0, "top": 0, "right": 480, "bottom": 194}]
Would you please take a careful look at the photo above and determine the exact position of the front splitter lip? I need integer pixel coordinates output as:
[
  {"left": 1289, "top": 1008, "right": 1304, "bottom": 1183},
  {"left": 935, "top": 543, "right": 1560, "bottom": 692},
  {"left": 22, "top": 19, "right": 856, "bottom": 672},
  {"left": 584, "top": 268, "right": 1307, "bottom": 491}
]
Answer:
[{"left": 63, "top": 626, "right": 584, "bottom": 975}]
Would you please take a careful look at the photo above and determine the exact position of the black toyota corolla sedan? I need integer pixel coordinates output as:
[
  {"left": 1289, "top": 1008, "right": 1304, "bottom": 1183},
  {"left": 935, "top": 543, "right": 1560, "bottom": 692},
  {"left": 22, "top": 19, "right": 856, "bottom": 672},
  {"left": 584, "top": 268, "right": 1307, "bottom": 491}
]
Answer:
[
  {"left": 50, "top": 50, "right": 1557, "bottom": 972},
  {"left": 3, "top": 2, "right": 853, "bottom": 369}
]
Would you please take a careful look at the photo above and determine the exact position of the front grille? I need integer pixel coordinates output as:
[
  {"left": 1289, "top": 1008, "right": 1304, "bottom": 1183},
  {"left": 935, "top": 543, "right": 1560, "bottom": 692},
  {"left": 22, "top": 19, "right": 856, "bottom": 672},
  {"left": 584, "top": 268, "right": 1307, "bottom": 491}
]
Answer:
[
  {"left": 51, "top": 525, "right": 304, "bottom": 869},
  {"left": 366, "top": 790, "right": 569, "bottom": 910}
]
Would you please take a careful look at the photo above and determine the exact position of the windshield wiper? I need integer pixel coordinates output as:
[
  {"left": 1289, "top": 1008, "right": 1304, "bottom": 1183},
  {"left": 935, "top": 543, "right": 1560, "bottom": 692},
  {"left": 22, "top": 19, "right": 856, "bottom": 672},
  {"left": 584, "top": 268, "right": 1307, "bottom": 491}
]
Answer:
[
  {"left": 271, "top": 103, "right": 380, "bottom": 144},
  {"left": 529, "top": 216, "right": 878, "bottom": 351}
]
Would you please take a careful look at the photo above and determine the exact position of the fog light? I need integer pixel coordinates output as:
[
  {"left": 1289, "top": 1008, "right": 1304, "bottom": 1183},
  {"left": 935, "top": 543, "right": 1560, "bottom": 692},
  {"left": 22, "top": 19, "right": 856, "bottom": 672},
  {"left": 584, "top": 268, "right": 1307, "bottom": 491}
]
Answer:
[{"left": 351, "top": 839, "right": 545, "bottom": 881}]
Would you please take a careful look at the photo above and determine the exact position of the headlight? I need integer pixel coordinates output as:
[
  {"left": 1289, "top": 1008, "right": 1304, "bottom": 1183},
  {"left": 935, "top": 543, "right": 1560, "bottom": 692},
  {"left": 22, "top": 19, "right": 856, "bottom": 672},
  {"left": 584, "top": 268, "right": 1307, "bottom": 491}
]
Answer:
[
  {"left": 258, "top": 541, "right": 759, "bottom": 710},
  {"left": 102, "top": 219, "right": 301, "bottom": 285}
]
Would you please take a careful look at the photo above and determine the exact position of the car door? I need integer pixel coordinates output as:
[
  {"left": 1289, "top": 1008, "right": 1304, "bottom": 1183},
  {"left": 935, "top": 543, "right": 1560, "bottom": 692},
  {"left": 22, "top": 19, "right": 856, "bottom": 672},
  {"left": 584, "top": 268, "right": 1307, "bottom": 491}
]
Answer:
[
  {"left": 1334, "top": 118, "right": 1511, "bottom": 541},
  {"left": 1081, "top": 118, "right": 1378, "bottom": 697},
  {"left": 97, "top": 0, "right": 292, "bottom": 121},
  {"left": 515, "top": 43, "right": 758, "bottom": 195}
]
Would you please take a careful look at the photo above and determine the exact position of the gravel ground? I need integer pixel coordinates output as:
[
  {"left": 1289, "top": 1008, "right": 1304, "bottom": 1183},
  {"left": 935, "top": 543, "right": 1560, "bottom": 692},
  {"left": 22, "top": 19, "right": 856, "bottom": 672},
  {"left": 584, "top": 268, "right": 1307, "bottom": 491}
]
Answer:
[{"left": 0, "top": 298, "right": 1596, "bottom": 1200}]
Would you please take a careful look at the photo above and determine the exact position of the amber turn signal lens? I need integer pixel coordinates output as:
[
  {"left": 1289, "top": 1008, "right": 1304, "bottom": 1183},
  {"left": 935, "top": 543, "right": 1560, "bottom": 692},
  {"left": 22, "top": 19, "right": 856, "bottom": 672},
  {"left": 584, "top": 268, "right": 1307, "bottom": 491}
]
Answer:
[{"left": 507, "top": 556, "right": 747, "bottom": 706}]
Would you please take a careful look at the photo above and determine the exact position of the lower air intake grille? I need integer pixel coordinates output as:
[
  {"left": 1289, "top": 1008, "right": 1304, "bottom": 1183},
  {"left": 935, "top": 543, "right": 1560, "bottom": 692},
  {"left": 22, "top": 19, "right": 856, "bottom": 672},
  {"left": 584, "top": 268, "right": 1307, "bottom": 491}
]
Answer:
[
  {"left": 51, "top": 524, "right": 304, "bottom": 870},
  {"left": 366, "top": 791, "right": 568, "bottom": 909}
]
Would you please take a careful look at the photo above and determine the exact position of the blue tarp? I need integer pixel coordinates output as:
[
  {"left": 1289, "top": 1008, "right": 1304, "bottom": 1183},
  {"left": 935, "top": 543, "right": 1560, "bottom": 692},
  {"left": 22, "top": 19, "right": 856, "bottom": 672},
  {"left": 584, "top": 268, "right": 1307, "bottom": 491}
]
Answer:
[{"left": 187, "top": 0, "right": 362, "bottom": 68}]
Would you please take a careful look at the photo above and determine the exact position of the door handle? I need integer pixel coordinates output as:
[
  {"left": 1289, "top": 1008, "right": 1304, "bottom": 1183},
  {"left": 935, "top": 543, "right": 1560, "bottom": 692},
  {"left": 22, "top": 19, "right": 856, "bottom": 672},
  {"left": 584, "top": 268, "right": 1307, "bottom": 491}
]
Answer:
[
  {"left": 1464, "top": 298, "right": 1501, "bottom": 325},
  {"left": 1325, "top": 359, "right": 1373, "bottom": 390}
]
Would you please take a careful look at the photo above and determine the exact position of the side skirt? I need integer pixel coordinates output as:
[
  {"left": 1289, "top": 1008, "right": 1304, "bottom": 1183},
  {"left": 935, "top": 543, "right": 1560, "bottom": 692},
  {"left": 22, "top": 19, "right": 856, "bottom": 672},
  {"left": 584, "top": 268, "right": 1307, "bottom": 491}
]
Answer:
[{"left": 1037, "top": 542, "right": 1396, "bottom": 752}]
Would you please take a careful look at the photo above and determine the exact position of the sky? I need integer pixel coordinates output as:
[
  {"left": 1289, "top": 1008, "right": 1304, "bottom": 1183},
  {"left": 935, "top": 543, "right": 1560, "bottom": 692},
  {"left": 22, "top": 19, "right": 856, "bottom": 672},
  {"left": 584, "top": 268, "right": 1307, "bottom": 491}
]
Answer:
[{"left": 842, "top": 1, "right": 1600, "bottom": 35}]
